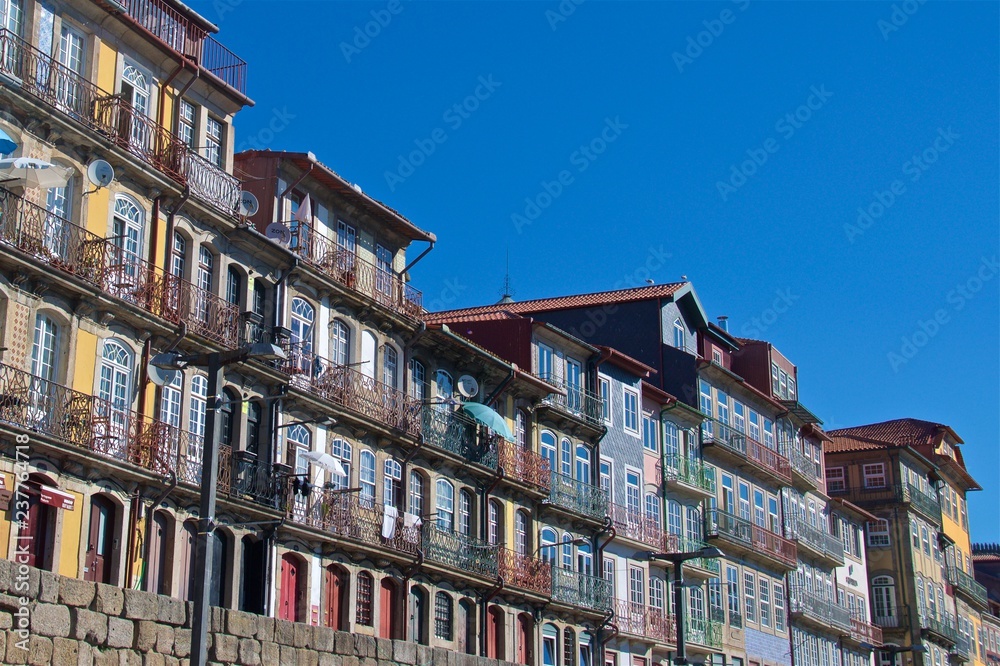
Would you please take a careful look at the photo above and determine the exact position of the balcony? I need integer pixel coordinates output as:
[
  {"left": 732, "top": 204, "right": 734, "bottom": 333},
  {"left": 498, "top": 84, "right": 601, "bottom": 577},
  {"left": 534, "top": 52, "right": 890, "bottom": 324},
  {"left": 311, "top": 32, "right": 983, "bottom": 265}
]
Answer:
[
  {"left": 0, "top": 188, "right": 241, "bottom": 348},
  {"left": 421, "top": 407, "right": 497, "bottom": 469},
  {"left": 790, "top": 517, "right": 844, "bottom": 567},
  {"left": 0, "top": 29, "right": 241, "bottom": 215},
  {"left": 547, "top": 471, "right": 608, "bottom": 522},
  {"left": 181, "top": 444, "right": 280, "bottom": 509},
  {"left": 422, "top": 524, "right": 498, "bottom": 578},
  {"left": 661, "top": 455, "right": 716, "bottom": 498},
  {"left": 704, "top": 508, "right": 797, "bottom": 569},
  {"left": 701, "top": 418, "right": 791, "bottom": 486},
  {"left": 288, "top": 223, "right": 422, "bottom": 321},
  {"left": 685, "top": 617, "right": 723, "bottom": 650},
  {"left": 551, "top": 567, "right": 612, "bottom": 612},
  {"left": 100, "top": 0, "right": 248, "bottom": 95},
  {"left": 789, "top": 586, "right": 852, "bottom": 632},
  {"left": 920, "top": 613, "right": 958, "bottom": 645},
  {"left": 498, "top": 548, "right": 552, "bottom": 596},
  {"left": 849, "top": 616, "right": 884, "bottom": 647},
  {"left": 497, "top": 439, "right": 551, "bottom": 492},
  {"left": 786, "top": 442, "right": 825, "bottom": 492},
  {"left": 659, "top": 534, "right": 721, "bottom": 576},
  {"left": 951, "top": 634, "right": 971, "bottom": 661},
  {"left": 609, "top": 503, "right": 663, "bottom": 548},
  {"left": 282, "top": 345, "right": 421, "bottom": 438},
  {"left": 615, "top": 600, "right": 675, "bottom": 644},
  {"left": 831, "top": 484, "right": 941, "bottom": 525},
  {"left": 537, "top": 375, "right": 604, "bottom": 429},
  {"left": 946, "top": 566, "right": 989, "bottom": 610},
  {"left": 284, "top": 490, "right": 419, "bottom": 556}
]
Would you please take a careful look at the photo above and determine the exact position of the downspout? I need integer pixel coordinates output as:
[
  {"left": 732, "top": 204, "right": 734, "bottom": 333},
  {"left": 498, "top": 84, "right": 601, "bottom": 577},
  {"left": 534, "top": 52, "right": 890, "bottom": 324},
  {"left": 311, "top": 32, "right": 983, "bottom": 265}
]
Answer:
[
  {"left": 595, "top": 519, "right": 616, "bottom": 666},
  {"left": 400, "top": 241, "right": 435, "bottom": 277},
  {"left": 479, "top": 463, "right": 504, "bottom": 657},
  {"left": 484, "top": 366, "right": 515, "bottom": 408}
]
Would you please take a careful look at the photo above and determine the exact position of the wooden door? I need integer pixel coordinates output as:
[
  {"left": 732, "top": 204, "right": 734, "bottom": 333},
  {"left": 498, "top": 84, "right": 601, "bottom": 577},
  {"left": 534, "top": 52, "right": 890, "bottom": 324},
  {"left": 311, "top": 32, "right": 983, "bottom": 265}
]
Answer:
[
  {"left": 325, "top": 566, "right": 348, "bottom": 630},
  {"left": 487, "top": 606, "right": 504, "bottom": 660},
  {"left": 178, "top": 521, "right": 198, "bottom": 601},
  {"left": 460, "top": 598, "right": 476, "bottom": 655},
  {"left": 23, "top": 492, "right": 51, "bottom": 570},
  {"left": 84, "top": 496, "right": 115, "bottom": 584},
  {"left": 280, "top": 554, "right": 300, "bottom": 622},
  {"left": 380, "top": 578, "right": 398, "bottom": 639},
  {"left": 147, "top": 511, "right": 169, "bottom": 594},
  {"left": 517, "top": 613, "right": 533, "bottom": 665}
]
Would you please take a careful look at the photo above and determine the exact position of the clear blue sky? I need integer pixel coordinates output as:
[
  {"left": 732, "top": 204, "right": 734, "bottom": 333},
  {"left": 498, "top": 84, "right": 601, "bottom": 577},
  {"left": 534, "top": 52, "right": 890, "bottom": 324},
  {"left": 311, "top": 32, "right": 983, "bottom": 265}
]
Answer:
[{"left": 195, "top": 1, "right": 999, "bottom": 540}]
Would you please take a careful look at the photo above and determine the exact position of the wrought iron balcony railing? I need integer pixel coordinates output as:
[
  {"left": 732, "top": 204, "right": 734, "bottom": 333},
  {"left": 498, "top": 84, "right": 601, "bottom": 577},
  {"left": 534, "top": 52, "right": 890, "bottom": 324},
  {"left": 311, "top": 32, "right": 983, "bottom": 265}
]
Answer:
[
  {"left": 609, "top": 503, "right": 663, "bottom": 548},
  {"left": 789, "top": 586, "right": 852, "bottom": 632},
  {"left": 551, "top": 567, "right": 613, "bottom": 612},
  {"left": 548, "top": 471, "right": 608, "bottom": 521},
  {"left": 615, "top": 600, "right": 676, "bottom": 644},
  {"left": 0, "top": 29, "right": 241, "bottom": 214},
  {"left": 422, "top": 524, "right": 497, "bottom": 578},
  {"left": 287, "top": 223, "right": 422, "bottom": 320},
  {"left": 284, "top": 489, "right": 419, "bottom": 556},
  {"left": 701, "top": 418, "right": 791, "bottom": 484},
  {"left": 789, "top": 517, "right": 845, "bottom": 565},
  {"left": 831, "top": 483, "right": 941, "bottom": 524},
  {"left": 537, "top": 374, "right": 604, "bottom": 427},
  {"left": 497, "top": 439, "right": 551, "bottom": 492},
  {"left": 850, "top": 616, "right": 884, "bottom": 647},
  {"left": 704, "top": 508, "right": 797, "bottom": 568},
  {"left": 660, "top": 535, "right": 722, "bottom": 575},
  {"left": 421, "top": 407, "right": 497, "bottom": 469},
  {"left": 785, "top": 442, "right": 824, "bottom": 490},
  {"left": 498, "top": 548, "right": 552, "bottom": 596},
  {"left": 686, "top": 617, "right": 723, "bottom": 649},
  {"left": 946, "top": 566, "right": 989, "bottom": 609},
  {"left": 281, "top": 344, "right": 421, "bottom": 438},
  {"left": 920, "top": 613, "right": 958, "bottom": 644},
  {"left": 662, "top": 455, "right": 716, "bottom": 495}
]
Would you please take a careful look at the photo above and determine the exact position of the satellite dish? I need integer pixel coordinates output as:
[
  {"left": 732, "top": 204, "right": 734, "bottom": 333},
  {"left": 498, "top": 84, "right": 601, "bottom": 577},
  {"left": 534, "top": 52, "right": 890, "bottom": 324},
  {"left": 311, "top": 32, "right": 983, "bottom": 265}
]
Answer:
[
  {"left": 265, "top": 222, "right": 291, "bottom": 246},
  {"left": 147, "top": 358, "right": 179, "bottom": 387},
  {"left": 238, "top": 191, "right": 259, "bottom": 217},
  {"left": 457, "top": 375, "right": 479, "bottom": 398},
  {"left": 86, "top": 159, "right": 115, "bottom": 188}
]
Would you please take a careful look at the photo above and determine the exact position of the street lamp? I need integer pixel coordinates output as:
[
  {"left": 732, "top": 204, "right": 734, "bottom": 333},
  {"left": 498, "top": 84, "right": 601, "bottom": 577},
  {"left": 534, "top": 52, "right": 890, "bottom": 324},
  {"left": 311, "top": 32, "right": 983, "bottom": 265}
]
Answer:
[
  {"left": 151, "top": 341, "right": 286, "bottom": 666},
  {"left": 882, "top": 643, "right": 927, "bottom": 666},
  {"left": 639, "top": 545, "right": 725, "bottom": 666}
]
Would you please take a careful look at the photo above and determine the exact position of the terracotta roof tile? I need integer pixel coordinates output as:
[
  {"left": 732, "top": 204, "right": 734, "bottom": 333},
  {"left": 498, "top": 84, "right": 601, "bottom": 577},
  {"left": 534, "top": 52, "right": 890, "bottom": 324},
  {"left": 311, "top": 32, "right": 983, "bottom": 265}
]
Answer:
[{"left": 827, "top": 418, "right": 958, "bottom": 447}]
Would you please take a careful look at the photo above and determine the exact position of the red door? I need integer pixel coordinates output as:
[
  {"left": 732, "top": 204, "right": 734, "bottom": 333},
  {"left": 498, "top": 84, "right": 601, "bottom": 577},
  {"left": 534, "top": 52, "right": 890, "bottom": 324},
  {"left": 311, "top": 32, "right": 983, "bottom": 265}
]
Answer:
[
  {"left": 147, "top": 511, "right": 169, "bottom": 594},
  {"left": 325, "top": 565, "right": 348, "bottom": 630},
  {"left": 380, "top": 578, "right": 399, "bottom": 639},
  {"left": 280, "top": 554, "right": 301, "bottom": 622},
  {"left": 22, "top": 490, "right": 52, "bottom": 570},
  {"left": 178, "top": 521, "right": 198, "bottom": 601},
  {"left": 85, "top": 496, "right": 115, "bottom": 583},
  {"left": 517, "top": 613, "right": 533, "bottom": 665},
  {"left": 487, "top": 606, "right": 504, "bottom": 659}
]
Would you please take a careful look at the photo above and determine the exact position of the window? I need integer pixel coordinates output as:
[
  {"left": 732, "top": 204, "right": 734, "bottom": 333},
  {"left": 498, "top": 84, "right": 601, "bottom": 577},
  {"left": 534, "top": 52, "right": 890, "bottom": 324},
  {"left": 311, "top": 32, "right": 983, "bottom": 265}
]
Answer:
[
  {"left": 744, "top": 571, "right": 756, "bottom": 623},
  {"left": 561, "top": 534, "right": 573, "bottom": 570},
  {"left": 196, "top": 246, "right": 214, "bottom": 322},
  {"left": 599, "top": 377, "right": 611, "bottom": 423},
  {"left": 716, "top": 390, "right": 729, "bottom": 425},
  {"left": 771, "top": 363, "right": 780, "bottom": 394},
  {"left": 488, "top": 500, "right": 501, "bottom": 545},
  {"left": 290, "top": 298, "right": 315, "bottom": 360},
  {"left": 436, "top": 480, "right": 454, "bottom": 531},
  {"left": 712, "top": 349, "right": 723, "bottom": 364},
  {"left": 409, "top": 359, "right": 426, "bottom": 401},
  {"left": 644, "top": 494, "right": 661, "bottom": 526},
  {"left": 205, "top": 116, "right": 222, "bottom": 166},
  {"left": 673, "top": 319, "right": 685, "bottom": 349},
  {"left": 31, "top": 315, "right": 60, "bottom": 382},
  {"left": 773, "top": 580, "right": 785, "bottom": 631},
  {"left": 540, "top": 528, "right": 557, "bottom": 564},
  {"left": 863, "top": 463, "right": 886, "bottom": 488},
  {"left": 622, "top": 388, "right": 639, "bottom": 434},
  {"left": 575, "top": 444, "right": 591, "bottom": 483},
  {"left": 626, "top": 471, "right": 641, "bottom": 515},
  {"left": 375, "top": 244, "right": 393, "bottom": 296},
  {"left": 434, "top": 592, "right": 452, "bottom": 640},
  {"left": 663, "top": 422, "right": 680, "bottom": 465},
  {"left": 188, "top": 374, "right": 208, "bottom": 465},
  {"left": 685, "top": 506, "right": 701, "bottom": 541},
  {"left": 726, "top": 566, "right": 741, "bottom": 626},
  {"left": 738, "top": 481, "right": 751, "bottom": 521},
  {"left": 560, "top": 438, "right": 572, "bottom": 477},
  {"left": 459, "top": 489, "right": 473, "bottom": 536},
  {"left": 515, "top": 510, "right": 529, "bottom": 555},
  {"left": 331, "top": 320, "right": 350, "bottom": 366},
  {"left": 563, "top": 627, "right": 576, "bottom": 666},
  {"left": 543, "top": 624, "right": 557, "bottom": 666},
  {"left": 577, "top": 543, "right": 593, "bottom": 576},
  {"left": 159, "top": 372, "right": 182, "bottom": 428},
  {"left": 642, "top": 415, "right": 658, "bottom": 453},
  {"left": 826, "top": 467, "right": 845, "bottom": 493},
  {"left": 515, "top": 409, "right": 528, "bottom": 448},
  {"left": 1, "top": 0, "right": 23, "bottom": 37},
  {"left": 383, "top": 459, "right": 401, "bottom": 507},
  {"left": 329, "top": 439, "right": 352, "bottom": 490},
  {"left": 599, "top": 459, "right": 612, "bottom": 496},
  {"left": 753, "top": 489, "right": 766, "bottom": 527},
  {"left": 382, "top": 346, "right": 398, "bottom": 388},
  {"left": 872, "top": 576, "right": 896, "bottom": 622},
  {"left": 226, "top": 266, "right": 241, "bottom": 306},
  {"left": 436, "top": 370, "right": 453, "bottom": 404},
  {"left": 565, "top": 357, "right": 583, "bottom": 413},
  {"left": 920, "top": 525, "right": 930, "bottom": 556},
  {"left": 667, "top": 500, "right": 682, "bottom": 536},
  {"left": 650, "top": 577, "right": 665, "bottom": 610},
  {"left": 409, "top": 471, "right": 425, "bottom": 516},
  {"left": 356, "top": 572, "right": 373, "bottom": 625},
  {"left": 629, "top": 566, "right": 645, "bottom": 605},
  {"left": 759, "top": 576, "right": 771, "bottom": 627},
  {"left": 288, "top": 425, "right": 311, "bottom": 478},
  {"left": 177, "top": 99, "right": 195, "bottom": 147},
  {"left": 699, "top": 380, "right": 713, "bottom": 420},
  {"left": 867, "top": 519, "right": 889, "bottom": 547},
  {"left": 359, "top": 450, "right": 376, "bottom": 506},
  {"left": 111, "top": 195, "right": 144, "bottom": 276},
  {"left": 537, "top": 343, "right": 554, "bottom": 380}
]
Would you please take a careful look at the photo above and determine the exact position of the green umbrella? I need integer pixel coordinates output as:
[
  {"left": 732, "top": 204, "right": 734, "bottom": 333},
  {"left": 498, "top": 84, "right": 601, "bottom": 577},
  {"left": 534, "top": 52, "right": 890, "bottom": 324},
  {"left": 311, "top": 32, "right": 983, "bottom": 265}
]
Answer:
[{"left": 460, "top": 402, "right": 515, "bottom": 442}]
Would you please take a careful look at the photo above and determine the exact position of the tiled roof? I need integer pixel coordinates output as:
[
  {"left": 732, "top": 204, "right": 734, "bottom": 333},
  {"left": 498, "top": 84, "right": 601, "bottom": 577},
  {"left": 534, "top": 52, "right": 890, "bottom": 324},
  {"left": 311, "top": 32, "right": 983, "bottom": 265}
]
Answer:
[
  {"left": 426, "top": 282, "right": 688, "bottom": 322},
  {"left": 826, "top": 418, "right": 960, "bottom": 452}
]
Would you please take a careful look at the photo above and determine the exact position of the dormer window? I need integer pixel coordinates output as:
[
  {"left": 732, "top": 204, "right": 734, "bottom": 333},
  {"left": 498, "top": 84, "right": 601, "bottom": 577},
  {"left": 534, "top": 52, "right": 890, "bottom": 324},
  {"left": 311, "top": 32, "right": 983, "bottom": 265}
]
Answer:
[{"left": 712, "top": 348, "right": 722, "bottom": 364}]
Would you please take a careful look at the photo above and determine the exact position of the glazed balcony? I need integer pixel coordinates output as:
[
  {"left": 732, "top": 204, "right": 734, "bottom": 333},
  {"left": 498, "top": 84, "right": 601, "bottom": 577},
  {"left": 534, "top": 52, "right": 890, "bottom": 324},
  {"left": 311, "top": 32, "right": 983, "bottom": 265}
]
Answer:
[
  {"left": 609, "top": 503, "right": 663, "bottom": 548},
  {"left": 659, "top": 535, "right": 721, "bottom": 576},
  {"left": 952, "top": 634, "right": 971, "bottom": 661},
  {"left": 789, "top": 586, "right": 852, "bottom": 633},
  {"left": 833, "top": 483, "right": 941, "bottom": 526},
  {"left": 686, "top": 617, "right": 724, "bottom": 650},
  {"left": 422, "top": 524, "right": 498, "bottom": 579},
  {"left": 421, "top": 407, "right": 497, "bottom": 469},
  {"left": 785, "top": 441, "right": 825, "bottom": 492},
  {"left": 497, "top": 439, "right": 551, "bottom": 492},
  {"left": 920, "top": 613, "right": 959, "bottom": 645},
  {"left": 0, "top": 29, "right": 241, "bottom": 215},
  {"left": 704, "top": 508, "right": 797, "bottom": 569},
  {"left": 789, "top": 517, "right": 844, "bottom": 567},
  {"left": 288, "top": 223, "right": 422, "bottom": 320},
  {"left": 0, "top": 188, "right": 240, "bottom": 348},
  {"left": 547, "top": 471, "right": 608, "bottom": 522},
  {"left": 498, "top": 548, "right": 552, "bottom": 596},
  {"left": 281, "top": 345, "right": 421, "bottom": 438},
  {"left": 615, "top": 600, "right": 675, "bottom": 644},
  {"left": 537, "top": 375, "right": 604, "bottom": 429},
  {"left": 551, "top": 567, "right": 613, "bottom": 612},
  {"left": 701, "top": 418, "right": 791, "bottom": 486},
  {"left": 849, "top": 616, "right": 884, "bottom": 647},
  {"left": 946, "top": 566, "right": 989, "bottom": 610},
  {"left": 284, "top": 489, "right": 419, "bottom": 556},
  {"left": 661, "top": 455, "right": 716, "bottom": 499}
]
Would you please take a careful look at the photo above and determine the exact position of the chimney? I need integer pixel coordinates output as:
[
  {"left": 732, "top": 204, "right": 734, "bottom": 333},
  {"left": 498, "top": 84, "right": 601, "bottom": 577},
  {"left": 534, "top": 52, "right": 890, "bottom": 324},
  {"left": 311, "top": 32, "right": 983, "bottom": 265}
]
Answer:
[{"left": 717, "top": 315, "right": 729, "bottom": 332}]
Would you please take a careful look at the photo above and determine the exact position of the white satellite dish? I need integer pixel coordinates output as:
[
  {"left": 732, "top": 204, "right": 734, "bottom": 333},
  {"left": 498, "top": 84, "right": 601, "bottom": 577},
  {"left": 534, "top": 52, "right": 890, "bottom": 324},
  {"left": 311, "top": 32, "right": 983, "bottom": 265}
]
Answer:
[
  {"left": 265, "top": 222, "right": 291, "bottom": 246},
  {"left": 86, "top": 159, "right": 115, "bottom": 189},
  {"left": 146, "top": 359, "right": 178, "bottom": 387},
  {"left": 457, "top": 375, "right": 479, "bottom": 399},
  {"left": 238, "top": 191, "right": 259, "bottom": 217}
]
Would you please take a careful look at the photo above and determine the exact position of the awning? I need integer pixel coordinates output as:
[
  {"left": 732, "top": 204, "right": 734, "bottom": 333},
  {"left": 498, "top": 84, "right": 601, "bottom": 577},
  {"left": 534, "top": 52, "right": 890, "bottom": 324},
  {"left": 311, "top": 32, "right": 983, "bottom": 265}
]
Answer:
[
  {"left": 460, "top": 402, "right": 515, "bottom": 443},
  {"left": 39, "top": 486, "right": 76, "bottom": 510},
  {"left": 301, "top": 450, "right": 347, "bottom": 478},
  {"left": 0, "top": 157, "right": 72, "bottom": 189},
  {"left": 0, "top": 128, "right": 16, "bottom": 156}
]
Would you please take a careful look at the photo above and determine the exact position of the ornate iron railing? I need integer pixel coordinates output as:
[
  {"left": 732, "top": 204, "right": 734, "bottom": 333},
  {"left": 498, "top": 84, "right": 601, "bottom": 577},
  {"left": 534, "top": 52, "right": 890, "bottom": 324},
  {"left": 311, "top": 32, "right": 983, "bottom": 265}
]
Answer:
[
  {"left": 947, "top": 566, "right": 989, "bottom": 609},
  {"left": 282, "top": 344, "right": 421, "bottom": 438},
  {"left": 548, "top": 471, "right": 608, "bottom": 521},
  {"left": 662, "top": 455, "right": 716, "bottom": 494},
  {"left": 551, "top": 567, "right": 612, "bottom": 612},
  {"left": 497, "top": 439, "right": 551, "bottom": 492},
  {"left": 422, "top": 524, "right": 497, "bottom": 578},
  {"left": 615, "top": 600, "right": 676, "bottom": 644},
  {"left": 786, "top": 442, "right": 824, "bottom": 489},
  {"left": 836, "top": 483, "right": 941, "bottom": 524},
  {"left": 421, "top": 407, "right": 496, "bottom": 468},
  {"left": 789, "top": 586, "right": 852, "bottom": 631},
  {"left": 686, "top": 617, "right": 723, "bottom": 649},
  {"left": 704, "top": 508, "right": 797, "bottom": 567},
  {"left": 850, "top": 616, "right": 884, "bottom": 646},
  {"left": 498, "top": 548, "right": 551, "bottom": 596},
  {"left": 287, "top": 223, "right": 422, "bottom": 320},
  {"left": 921, "top": 613, "right": 959, "bottom": 644},
  {"left": 609, "top": 503, "right": 662, "bottom": 548},
  {"left": 789, "top": 517, "right": 844, "bottom": 565},
  {"left": 537, "top": 375, "right": 603, "bottom": 427},
  {"left": 284, "top": 488, "right": 419, "bottom": 555},
  {"left": 701, "top": 418, "right": 791, "bottom": 483}
]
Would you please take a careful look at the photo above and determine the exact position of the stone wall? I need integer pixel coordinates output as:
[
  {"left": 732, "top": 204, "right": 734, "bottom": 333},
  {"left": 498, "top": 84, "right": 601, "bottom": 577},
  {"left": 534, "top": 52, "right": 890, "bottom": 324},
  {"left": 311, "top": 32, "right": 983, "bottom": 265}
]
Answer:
[{"left": 1, "top": 560, "right": 518, "bottom": 666}]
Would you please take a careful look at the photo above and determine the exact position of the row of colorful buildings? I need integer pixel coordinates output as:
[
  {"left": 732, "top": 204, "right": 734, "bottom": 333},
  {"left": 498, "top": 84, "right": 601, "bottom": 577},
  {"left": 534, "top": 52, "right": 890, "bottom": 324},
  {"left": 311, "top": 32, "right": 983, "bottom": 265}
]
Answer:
[{"left": 0, "top": 1, "right": 995, "bottom": 665}]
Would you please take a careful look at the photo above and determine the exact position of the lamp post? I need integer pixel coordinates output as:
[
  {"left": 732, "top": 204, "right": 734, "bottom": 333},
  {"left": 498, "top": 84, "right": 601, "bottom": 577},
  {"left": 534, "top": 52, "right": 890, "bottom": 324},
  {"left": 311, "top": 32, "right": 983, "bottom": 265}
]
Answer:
[
  {"left": 882, "top": 644, "right": 927, "bottom": 666},
  {"left": 151, "top": 342, "right": 286, "bottom": 666},
  {"left": 640, "top": 545, "right": 724, "bottom": 666}
]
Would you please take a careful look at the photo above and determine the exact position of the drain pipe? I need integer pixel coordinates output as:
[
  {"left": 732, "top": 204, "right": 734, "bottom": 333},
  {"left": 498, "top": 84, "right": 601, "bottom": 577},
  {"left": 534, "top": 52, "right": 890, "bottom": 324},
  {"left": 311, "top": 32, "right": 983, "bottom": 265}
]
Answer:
[
  {"left": 163, "top": 186, "right": 192, "bottom": 270},
  {"left": 400, "top": 241, "right": 435, "bottom": 277},
  {"left": 484, "top": 366, "right": 515, "bottom": 408}
]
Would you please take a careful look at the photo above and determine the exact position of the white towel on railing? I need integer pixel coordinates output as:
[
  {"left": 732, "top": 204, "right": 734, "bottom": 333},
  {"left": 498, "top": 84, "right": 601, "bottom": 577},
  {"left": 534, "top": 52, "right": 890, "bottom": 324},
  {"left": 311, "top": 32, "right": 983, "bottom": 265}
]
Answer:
[
  {"left": 382, "top": 505, "right": 398, "bottom": 539},
  {"left": 403, "top": 512, "right": 422, "bottom": 529}
]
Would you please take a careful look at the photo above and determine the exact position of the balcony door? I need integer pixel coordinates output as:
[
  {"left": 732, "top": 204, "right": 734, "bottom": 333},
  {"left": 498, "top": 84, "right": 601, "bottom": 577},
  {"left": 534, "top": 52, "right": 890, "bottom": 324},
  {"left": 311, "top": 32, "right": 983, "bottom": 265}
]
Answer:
[
  {"left": 565, "top": 358, "right": 582, "bottom": 412},
  {"left": 120, "top": 63, "right": 151, "bottom": 152},
  {"left": 56, "top": 24, "right": 85, "bottom": 113},
  {"left": 97, "top": 340, "right": 133, "bottom": 460},
  {"left": 361, "top": 330, "right": 376, "bottom": 381}
]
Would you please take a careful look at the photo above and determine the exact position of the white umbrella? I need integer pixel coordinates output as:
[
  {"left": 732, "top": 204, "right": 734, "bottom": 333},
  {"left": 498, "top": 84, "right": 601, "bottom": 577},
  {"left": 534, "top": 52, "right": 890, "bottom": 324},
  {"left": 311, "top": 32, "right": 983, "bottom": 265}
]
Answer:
[
  {"left": 0, "top": 157, "right": 72, "bottom": 189},
  {"left": 301, "top": 450, "right": 347, "bottom": 477}
]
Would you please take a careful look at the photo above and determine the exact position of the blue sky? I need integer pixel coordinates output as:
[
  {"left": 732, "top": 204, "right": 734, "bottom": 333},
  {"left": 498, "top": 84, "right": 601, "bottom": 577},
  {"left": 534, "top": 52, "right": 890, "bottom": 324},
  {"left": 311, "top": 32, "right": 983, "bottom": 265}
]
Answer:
[{"left": 196, "top": 1, "right": 998, "bottom": 540}]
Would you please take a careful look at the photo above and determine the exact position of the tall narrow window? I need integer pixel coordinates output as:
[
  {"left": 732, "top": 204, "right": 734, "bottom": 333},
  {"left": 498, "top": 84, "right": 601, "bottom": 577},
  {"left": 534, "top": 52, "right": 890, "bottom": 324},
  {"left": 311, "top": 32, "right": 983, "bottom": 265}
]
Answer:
[
  {"left": 459, "top": 489, "right": 473, "bottom": 536},
  {"left": 561, "top": 534, "right": 573, "bottom": 570},
  {"left": 98, "top": 340, "right": 133, "bottom": 454},
  {"left": 159, "top": 372, "right": 182, "bottom": 428},
  {"left": 436, "top": 480, "right": 454, "bottom": 532},
  {"left": 622, "top": 388, "right": 639, "bottom": 434},
  {"left": 436, "top": 370, "right": 453, "bottom": 405},
  {"left": 773, "top": 580, "right": 785, "bottom": 631},
  {"left": 629, "top": 566, "right": 645, "bottom": 605},
  {"left": 409, "top": 471, "right": 425, "bottom": 516},
  {"left": 565, "top": 358, "right": 582, "bottom": 412},
  {"left": 599, "top": 377, "right": 611, "bottom": 423},
  {"left": 226, "top": 267, "right": 241, "bottom": 306},
  {"left": 744, "top": 571, "right": 757, "bottom": 624},
  {"left": 759, "top": 576, "right": 771, "bottom": 627},
  {"left": 205, "top": 116, "right": 222, "bottom": 167},
  {"left": 331, "top": 320, "right": 349, "bottom": 366},
  {"left": 541, "top": 432, "right": 557, "bottom": 471},
  {"left": 577, "top": 543, "right": 592, "bottom": 576},
  {"left": 1, "top": 0, "right": 24, "bottom": 37},
  {"left": 383, "top": 346, "right": 398, "bottom": 388},
  {"left": 196, "top": 246, "right": 214, "bottom": 322},
  {"left": 245, "top": 400, "right": 261, "bottom": 456},
  {"left": 329, "top": 439, "right": 352, "bottom": 490},
  {"left": 537, "top": 343, "right": 553, "bottom": 380},
  {"left": 188, "top": 375, "right": 208, "bottom": 469},
  {"left": 177, "top": 99, "right": 195, "bottom": 147},
  {"left": 356, "top": 572, "right": 373, "bottom": 626},
  {"left": 575, "top": 444, "right": 591, "bottom": 483},
  {"left": 409, "top": 359, "right": 426, "bottom": 401},
  {"left": 673, "top": 319, "right": 685, "bottom": 349},
  {"left": 642, "top": 415, "right": 658, "bottom": 453},
  {"left": 625, "top": 472, "right": 641, "bottom": 515},
  {"left": 359, "top": 450, "right": 376, "bottom": 507},
  {"left": 644, "top": 493, "right": 661, "bottom": 526},
  {"left": 434, "top": 592, "right": 453, "bottom": 640},
  {"left": 515, "top": 510, "right": 529, "bottom": 555},
  {"left": 111, "top": 196, "right": 144, "bottom": 279},
  {"left": 540, "top": 528, "right": 557, "bottom": 564},
  {"left": 488, "top": 500, "right": 501, "bottom": 545},
  {"left": 872, "top": 576, "right": 896, "bottom": 622},
  {"left": 727, "top": 566, "right": 741, "bottom": 626},
  {"left": 560, "top": 438, "right": 572, "bottom": 477},
  {"left": 515, "top": 409, "right": 528, "bottom": 448},
  {"left": 383, "top": 459, "right": 402, "bottom": 508},
  {"left": 31, "top": 315, "right": 59, "bottom": 382},
  {"left": 650, "top": 577, "right": 665, "bottom": 610},
  {"left": 375, "top": 244, "right": 393, "bottom": 296}
]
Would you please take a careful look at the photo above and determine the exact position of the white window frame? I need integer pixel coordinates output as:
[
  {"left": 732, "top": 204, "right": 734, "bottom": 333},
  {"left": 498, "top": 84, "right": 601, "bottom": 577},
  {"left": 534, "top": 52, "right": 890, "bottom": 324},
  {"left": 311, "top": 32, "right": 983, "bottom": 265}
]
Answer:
[{"left": 622, "top": 387, "right": 640, "bottom": 435}]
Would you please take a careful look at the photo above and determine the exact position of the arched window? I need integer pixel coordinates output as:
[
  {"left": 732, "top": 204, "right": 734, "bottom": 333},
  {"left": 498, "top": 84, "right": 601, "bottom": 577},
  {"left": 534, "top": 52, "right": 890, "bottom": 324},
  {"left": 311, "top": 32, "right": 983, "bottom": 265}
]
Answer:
[
  {"left": 290, "top": 298, "right": 314, "bottom": 351},
  {"left": 645, "top": 493, "right": 661, "bottom": 527},
  {"left": 515, "top": 409, "right": 528, "bottom": 448},
  {"left": 541, "top": 431, "right": 557, "bottom": 470},
  {"left": 111, "top": 195, "right": 143, "bottom": 267},
  {"left": 542, "top": 623, "right": 558, "bottom": 666},
  {"left": 434, "top": 592, "right": 453, "bottom": 640},
  {"left": 561, "top": 533, "right": 574, "bottom": 570},
  {"left": 488, "top": 499, "right": 502, "bottom": 545},
  {"left": 436, "top": 479, "right": 454, "bottom": 532},
  {"left": 356, "top": 571, "right": 374, "bottom": 626},
  {"left": 31, "top": 314, "right": 60, "bottom": 382},
  {"left": 159, "top": 371, "right": 182, "bottom": 428},
  {"left": 196, "top": 245, "right": 214, "bottom": 321},
  {"left": 287, "top": 425, "right": 311, "bottom": 477},
  {"left": 650, "top": 577, "right": 665, "bottom": 609},
  {"left": 331, "top": 319, "right": 349, "bottom": 366},
  {"left": 560, "top": 438, "right": 572, "bottom": 477},
  {"left": 515, "top": 510, "right": 529, "bottom": 555},
  {"left": 539, "top": 528, "right": 557, "bottom": 564},
  {"left": 575, "top": 444, "right": 591, "bottom": 483},
  {"left": 459, "top": 489, "right": 474, "bottom": 536},
  {"left": 872, "top": 576, "right": 896, "bottom": 622},
  {"left": 673, "top": 318, "right": 685, "bottom": 349},
  {"left": 359, "top": 450, "right": 376, "bottom": 506},
  {"left": 187, "top": 375, "right": 208, "bottom": 467},
  {"left": 226, "top": 266, "right": 241, "bottom": 306},
  {"left": 409, "top": 359, "right": 426, "bottom": 401},
  {"left": 436, "top": 370, "right": 453, "bottom": 405},
  {"left": 664, "top": 421, "right": 680, "bottom": 464},
  {"left": 171, "top": 232, "right": 186, "bottom": 278},
  {"left": 409, "top": 471, "right": 425, "bottom": 516},
  {"left": 383, "top": 458, "right": 402, "bottom": 507},
  {"left": 252, "top": 280, "right": 265, "bottom": 317},
  {"left": 667, "top": 500, "right": 682, "bottom": 535},
  {"left": 329, "top": 438, "right": 352, "bottom": 489},
  {"left": 383, "top": 345, "right": 398, "bottom": 388},
  {"left": 577, "top": 542, "right": 592, "bottom": 576}
]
